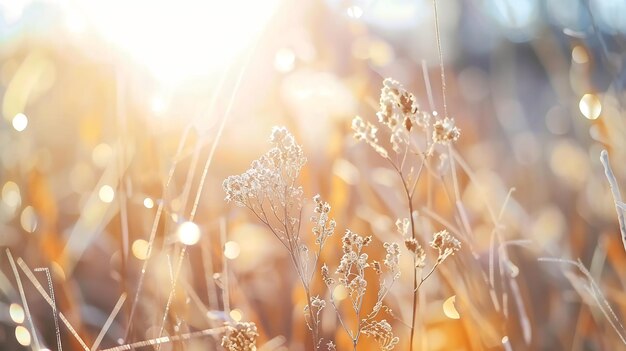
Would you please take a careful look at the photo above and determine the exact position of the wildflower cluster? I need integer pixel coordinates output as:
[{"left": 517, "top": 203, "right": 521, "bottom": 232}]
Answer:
[
  {"left": 336, "top": 230, "right": 372, "bottom": 302},
  {"left": 430, "top": 229, "right": 461, "bottom": 263},
  {"left": 220, "top": 75, "right": 469, "bottom": 350},
  {"left": 321, "top": 264, "right": 334, "bottom": 286},
  {"left": 304, "top": 295, "right": 326, "bottom": 332},
  {"left": 352, "top": 116, "right": 388, "bottom": 158},
  {"left": 322, "top": 230, "right": 401, "bottom": 350},
  {"left": 383, "top": 242, "right": 401, "bottom": 278},
  {"left": 223, "top": 126, "right": 306, "bottom": 211},
  {"left": 404, "top": 238, "right": 426, "bottom": 268},
  {"left": 351, "top": 78, "right": 461, "bottom": 162},
  {"left": 349, "top": 78, "right": 465, "bottom": 350},
  {"left": 223, "top": 128, "right": 332, "bottom": 348},
  {"left": 311, "top": 194, "right": 336, "bottom": 246},
  {"left": 396, "top": 218, "right": 426, "bottom": 268},
  {"left": 376, "top": 78, "right": 429, "bottom": 153},
  {"left": 361, "top": 319, "right": 400, "bottom": 351},
  {"left": 221, "top": 322, "right": 258, "bottom": 351},
  {"left": 432, "top": 117, "right": 461, "bottom": 144}
]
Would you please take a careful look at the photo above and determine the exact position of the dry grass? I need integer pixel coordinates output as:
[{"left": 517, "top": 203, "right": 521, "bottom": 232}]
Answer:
[{"left": 1, "top": 1, "right": 626, "bottom": 350}]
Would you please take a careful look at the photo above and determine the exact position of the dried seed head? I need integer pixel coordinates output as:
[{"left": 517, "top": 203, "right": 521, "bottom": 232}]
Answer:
[
  {"left": 321, "top": 264, "right": 335, "bottom": 286},
  {"left": 221, "top": 322, "right": 258, "bottom": 351},
  {"left": 337, "top": 230, "right": 371, "bottom": 300},
  {"left": 311, "top": 194, "right": 335, "bottom": 245},
  {"left": 311, "top": 295, "right": 326, "bottom": 309},
  {"left": 433, "top": 117, "right": 461, "bottom": 144},
  {"left": 352, "top": 116, "right": 389, "bottom": 158},
  {"left": 383, "top": 242, "right": 401, "bottom": 275},
  {"left": 223, "top": 127, "right": 306, "bottom": 208},
  {"left": 377, "top": 78, "right": 418, "bottom": 130},
  {"left": 430, "top": 230, "right": 461, "bottom": 263},
  {"left": 395, "top": 218, "right": 410, "bottom": 237},
  {"left": 361, "top": 319, "right": 399, "bottom": 351},
  {"left": 404, "top": 238, "right": 417, "bottom": 252},
  {"left": 404, "top": 238, "right": 426, "bottom": 268},
  {"left": 372, "top": 260, "right": 383, "bottom": 275}
]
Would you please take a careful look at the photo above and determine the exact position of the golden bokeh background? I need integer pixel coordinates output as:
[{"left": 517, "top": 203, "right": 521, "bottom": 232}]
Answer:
[{"left": 1, "top": 0, "right": 626, "bottom": 350}]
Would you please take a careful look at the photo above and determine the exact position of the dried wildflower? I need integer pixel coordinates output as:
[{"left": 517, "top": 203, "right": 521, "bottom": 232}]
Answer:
[
  {"left": 432, "top": 117, "right": 461, "bottom": 144},
  {"left": 223, "top": 127, "right": 325, "bottom": 346},
  {"left": 312, "top": 295, "right": 326, "bottom": 309},
  {"left": 352, "top": 115, "right": 378, "bottom": 143},
  {"left": 324, "top": 230, "right": 402, "bottom": 350},
  {"left": 403, "top": 238, "right": 418, "bottom": 253},
  {"left": 321, "top": 264, "right": 335, "bottom": 286},
  {"left": 353, "top": 78, "right": 429, "bottom": 157},
  {"left": 305, "top": 296, "right": 326, "bottom": 330},
  {"left": 337, "top": 230, "right": 371, "bottom": 301},
  {"left": 221, "top": 322, "right": 258, "bottom": 351},
  {"left": 377, "top": 78, "right": 418, "bottom": 129},
  {"left": 311, "top": 194, "right": 336, "bottom": 246},
  {"left": 361, "top": 319, "right": 399, "bottom": 351},
  {"left": 372, "top": 260, "right": 383, "bottom": 275},
  {"left": 326, "top": 341, "right": 337, "bottom": 351},
  {"left": 430, "top": 230, "right": 461, "bottom": 263},
  {"left": 404, "top": 238, "right": 426, "bottom": 268},
  {"left": 352, "top": 116, "right": 388, "bottom": 158},
  {"left": 223, "top": 126, "right": 306, "bottom": 209},
  {"left": 395, "top": 218, "right": 410, "bottom": 237},
  {"left": 389, "top": 128, "right": 406, "bottom": 153},
  {"left": 383, "top": 242, "right": 401, "bottom": 276},
  {"left": 376, "top": 78, "right": 416, "bottom": 152}
]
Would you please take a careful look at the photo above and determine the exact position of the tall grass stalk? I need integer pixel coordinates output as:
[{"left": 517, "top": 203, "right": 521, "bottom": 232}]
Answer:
[
  {"left": 6, "top": 249, "right": 41, "bottom": 350},
  {"left": 155, "top": 51, "right": 250, "bottom": 350},
  {"left": 16, "top": 256, "right": 90, "bottom": 350},
  {"left": 34, "top": 267, "right": 63, "bottom": 351},
  {"left": 539, "top": 257, "right": 626, "bottom": 344},
  {"left": 409, "top": 0, "right": 450, "bottom": 348},
  {"left": 600, "top": 150, "right": 626, "bottom": 252}
]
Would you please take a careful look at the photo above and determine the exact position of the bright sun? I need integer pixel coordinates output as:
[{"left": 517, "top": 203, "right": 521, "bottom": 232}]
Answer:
[{"left": 76, "top": 0, "right": 280, "bottom": 84}]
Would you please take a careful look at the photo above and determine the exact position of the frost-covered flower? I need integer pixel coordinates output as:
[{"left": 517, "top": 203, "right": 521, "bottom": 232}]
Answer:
[
  {"left": 311, "top": 194, "right": 336, "bottom": 246},
  {"left": 361, "top": 319, "right": 399, "bottom": 350},
  {"left": 395, "top": 218, "right": 410, "bottom": 237},
  {"left": 336, "top": 230, "right": 372, "bottom": 301},
  {"left": 430, "top": 230, "right": 461, "bottom": 263},
  {"left": 377, "top": 78, "right": 418, "bottom": 132},
  {"left": 352, "top": 116, "right": 388, "bottom": 158},
  {"left": 383, "top": 242, "right": 401, "bottom": 275},
  {"left": 221, "top": 322, "right": 258, "bottom": 351},
  {"left": 376, "top": 78, "right": 416, "bottom": 152},
  {"left": 432, "top": 117, "right": 461, "bottom": 144},
  {"left": 404, "top": 238, "right": 426, "bottom": 268},
  {"left": 223, "top": 127, "right": 306, "bottom": 210},
  {"left": 321, "top": 264, "right": 335, "bottom": 286},
  {"left": 326, "top": 341, "right": 337, "bottom": 351}
]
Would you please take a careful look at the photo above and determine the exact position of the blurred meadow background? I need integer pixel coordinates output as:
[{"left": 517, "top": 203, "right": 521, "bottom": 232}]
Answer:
[{"left": 0, "top": 0, "right": 625, "bottom": 350}]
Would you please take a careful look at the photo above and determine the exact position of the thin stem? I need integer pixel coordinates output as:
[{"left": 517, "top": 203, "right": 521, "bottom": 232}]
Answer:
[
  {"left": 389, "top": 148, "right": 428, "bottom": 351},
  {"left": 410, "top": 147, "right": 431, "bottom": 199},
  {"left": 254, "top": 194, "right": 319, "bottom": 348},
  {"left": 415, "top": 263, "right": 440, "bottom": 292},
  {"left": 600, "top": 150, "right": 626, "bottom": 252},
  {"left": 387, "top": 150, "right": 426, "bottom": 350},
  {"left": 328, "top": 289, "right": 354, "bottom": 338},
  {"left": 408, "top": 207, "right": 418, "bottom": 351},
  {"left": 432, "top": 0, "right": 448, "bottom": 119},
  {"left": 6, "top": 250, "right": 41, "bottom": 351}
]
